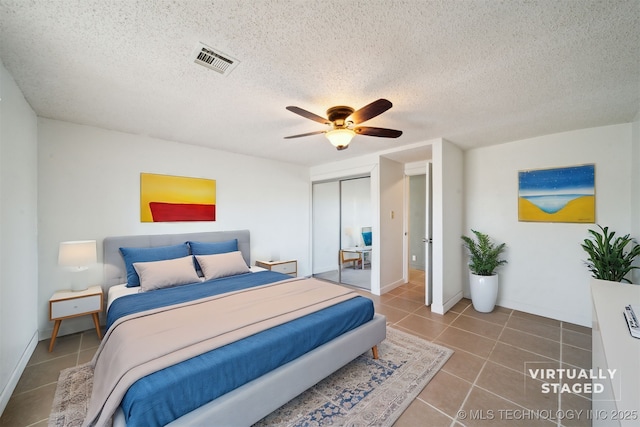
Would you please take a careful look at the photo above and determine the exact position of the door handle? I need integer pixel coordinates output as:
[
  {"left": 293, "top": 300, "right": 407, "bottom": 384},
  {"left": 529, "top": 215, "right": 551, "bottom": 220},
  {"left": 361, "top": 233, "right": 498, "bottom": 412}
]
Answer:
[{"left": 422, "top": 238, "right": 432, "bottom": 243}]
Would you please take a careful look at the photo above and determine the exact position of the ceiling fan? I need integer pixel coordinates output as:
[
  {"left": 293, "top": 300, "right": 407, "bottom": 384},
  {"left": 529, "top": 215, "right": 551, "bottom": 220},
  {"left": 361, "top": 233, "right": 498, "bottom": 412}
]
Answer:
[{"left": 284, "top": 98, "right": 402, "bottom": 150}]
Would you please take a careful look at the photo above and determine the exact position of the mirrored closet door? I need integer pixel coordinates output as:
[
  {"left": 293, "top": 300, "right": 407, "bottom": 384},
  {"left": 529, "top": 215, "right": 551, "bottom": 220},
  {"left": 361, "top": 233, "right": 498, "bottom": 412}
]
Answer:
[{"left": 312, "top": 176, "right": 371, "bottom": 290}]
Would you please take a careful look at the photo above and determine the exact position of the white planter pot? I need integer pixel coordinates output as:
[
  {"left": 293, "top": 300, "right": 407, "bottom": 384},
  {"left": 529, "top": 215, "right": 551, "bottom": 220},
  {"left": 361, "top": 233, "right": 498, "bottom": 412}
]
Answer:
[{"left": 469, "top": 273, "right": 499, "bottom": 313}]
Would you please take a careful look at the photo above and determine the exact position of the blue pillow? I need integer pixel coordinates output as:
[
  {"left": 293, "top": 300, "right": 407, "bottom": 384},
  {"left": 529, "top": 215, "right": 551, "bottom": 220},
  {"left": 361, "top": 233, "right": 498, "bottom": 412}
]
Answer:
[
  {"left": 362, "top": 231, "right": 372, "bottom": 246},
  {"left": 188, "top": 239, "right": 239, "bottom": 272},
  {"left": 120, "top": 244, "right": 190, "bottom": 287},
  {"left": 187, "top": 239, "right": 238, "bottom": 255}
]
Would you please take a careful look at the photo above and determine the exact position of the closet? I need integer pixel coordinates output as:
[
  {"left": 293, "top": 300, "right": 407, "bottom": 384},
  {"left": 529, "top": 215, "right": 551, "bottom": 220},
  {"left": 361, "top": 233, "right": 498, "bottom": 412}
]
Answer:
[{"left": 312, "top": 176, "right": 371, "bottom": 290}]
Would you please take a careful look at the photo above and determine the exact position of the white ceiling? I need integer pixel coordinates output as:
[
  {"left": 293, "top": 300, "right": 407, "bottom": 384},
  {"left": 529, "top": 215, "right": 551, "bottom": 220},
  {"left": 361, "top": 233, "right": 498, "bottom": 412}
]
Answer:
[{"left": 1, "top": 0, "right": 638, "bottom": 166}]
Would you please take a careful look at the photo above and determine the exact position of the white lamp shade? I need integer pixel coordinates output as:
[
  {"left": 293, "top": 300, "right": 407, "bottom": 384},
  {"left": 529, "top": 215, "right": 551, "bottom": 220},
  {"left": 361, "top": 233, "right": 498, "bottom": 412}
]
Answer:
[
  {"left": 325, "top": 129, "right": 355, "bottom": 149},
  {"left": 58, "top": 240, "right": 97, "bottom": 271}
]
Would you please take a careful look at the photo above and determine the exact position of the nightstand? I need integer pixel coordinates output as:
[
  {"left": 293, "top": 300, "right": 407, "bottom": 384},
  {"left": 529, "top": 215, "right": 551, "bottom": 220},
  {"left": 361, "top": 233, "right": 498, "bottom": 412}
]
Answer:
[
  {"left": 49, "top": 285, "right": 103, "bottom": 352},
  {"left": 255, "top": 260, "right": 297, "bottom": 277}
]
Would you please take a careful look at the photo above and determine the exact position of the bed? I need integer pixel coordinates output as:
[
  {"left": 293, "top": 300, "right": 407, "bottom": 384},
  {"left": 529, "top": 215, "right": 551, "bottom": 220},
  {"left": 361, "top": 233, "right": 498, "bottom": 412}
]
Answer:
[{"left": 91, "top": 229, "right": 386, "bottom": 427}]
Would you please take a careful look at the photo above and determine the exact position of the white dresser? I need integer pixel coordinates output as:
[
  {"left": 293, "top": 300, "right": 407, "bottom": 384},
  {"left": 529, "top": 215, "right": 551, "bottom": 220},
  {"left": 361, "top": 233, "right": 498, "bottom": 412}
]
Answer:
[{"left": 591, "top": 279, "right": 640, "bottom": 426}]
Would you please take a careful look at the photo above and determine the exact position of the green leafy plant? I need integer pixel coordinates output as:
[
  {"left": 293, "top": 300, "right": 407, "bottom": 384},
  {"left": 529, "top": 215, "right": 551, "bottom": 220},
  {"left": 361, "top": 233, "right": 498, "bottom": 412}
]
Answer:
[
  {"left": 581, "top": 225, "right": 640, "bottom": 283},
  {"left": 461, "top": 230, "right": 507, "bottom": 276}
]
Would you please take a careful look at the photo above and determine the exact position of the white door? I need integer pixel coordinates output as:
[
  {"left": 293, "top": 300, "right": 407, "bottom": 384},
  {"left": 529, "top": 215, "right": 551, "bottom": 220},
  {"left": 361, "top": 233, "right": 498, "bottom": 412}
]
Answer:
[
  {"left": 407, "top": 166, "right": 432, "bottom": 305},
  {"left": 424, "top": 162, "right": 433, "bottom": 305}
]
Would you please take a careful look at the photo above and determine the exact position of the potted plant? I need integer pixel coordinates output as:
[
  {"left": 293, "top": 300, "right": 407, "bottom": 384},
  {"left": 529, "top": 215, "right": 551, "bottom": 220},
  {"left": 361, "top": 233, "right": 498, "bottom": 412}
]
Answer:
[
  {"left": 580, "top": 225, "right": 640, "bottom": 284},
  {"left": 461, "top": 230, "right": 507, "bottom": 312}
]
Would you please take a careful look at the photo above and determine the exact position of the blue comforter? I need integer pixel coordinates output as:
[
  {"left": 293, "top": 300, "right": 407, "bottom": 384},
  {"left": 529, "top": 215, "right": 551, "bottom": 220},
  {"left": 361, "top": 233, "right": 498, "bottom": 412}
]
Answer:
[{"left": 106, "top": 271, "right": 375, "bottom": 427}]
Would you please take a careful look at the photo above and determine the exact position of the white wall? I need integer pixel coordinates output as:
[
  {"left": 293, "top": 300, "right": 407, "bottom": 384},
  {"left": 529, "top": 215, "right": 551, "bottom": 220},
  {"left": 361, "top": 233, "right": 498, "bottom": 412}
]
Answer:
[
  {"left": 378, "top": 157, "right": 405, "bottom": 292},
  {"left": 37, "top": 118, "right": 310, "bottom": 338},
  {"left": 431, "top": 139, "right": 464, "bottom": 314},
  {"left": 0, "top": 62, "right": 39, "bottom": 413},
  {"left": 464, "top": 124, "right": 633, "bottom": 326}
]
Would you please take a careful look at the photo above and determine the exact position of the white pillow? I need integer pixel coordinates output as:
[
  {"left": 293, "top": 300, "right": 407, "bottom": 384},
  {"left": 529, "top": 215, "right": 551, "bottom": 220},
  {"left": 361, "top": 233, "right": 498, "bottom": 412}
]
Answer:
[
  {"left": 133, "top": 255, "right": 201, "bottom": 291},
  {"left": 195, "top": 251, "right": 250, "bottom": 281}
]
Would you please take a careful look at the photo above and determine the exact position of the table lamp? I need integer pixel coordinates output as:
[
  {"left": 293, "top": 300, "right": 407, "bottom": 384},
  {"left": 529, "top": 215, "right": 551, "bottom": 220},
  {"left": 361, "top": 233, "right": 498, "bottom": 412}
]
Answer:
[{"left": 58, "top": 240, "right": 97, "bottom": 291}]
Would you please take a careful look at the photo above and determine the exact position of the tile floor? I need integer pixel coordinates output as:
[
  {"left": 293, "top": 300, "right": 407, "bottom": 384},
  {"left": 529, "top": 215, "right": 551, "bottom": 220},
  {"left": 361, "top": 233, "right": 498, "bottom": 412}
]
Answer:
[{"left": 1, "top": 271, "right": 592, "bottom": 427}]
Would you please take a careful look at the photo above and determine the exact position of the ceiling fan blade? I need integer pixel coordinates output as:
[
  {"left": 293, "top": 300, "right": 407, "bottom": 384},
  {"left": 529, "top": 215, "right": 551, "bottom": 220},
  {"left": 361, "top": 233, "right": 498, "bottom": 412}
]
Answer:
[
  {"left": 354, "top": 126, "right": 403, "bottom": 138},
  {"left": 349, "top": 99, "right": 393, "bottom": 124},
  {"left": 284, "top": 130, "right": 327, "bottom": 139},
  {"left": 286, "top": 106, "right": 331, "bottom": 125}
]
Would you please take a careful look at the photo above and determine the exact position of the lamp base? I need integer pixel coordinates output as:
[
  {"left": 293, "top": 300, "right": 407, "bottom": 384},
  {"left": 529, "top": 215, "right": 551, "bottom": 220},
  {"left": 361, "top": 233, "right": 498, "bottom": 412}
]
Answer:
[{"left": 71, "top": 283, "right": 88, "bottom": 292}]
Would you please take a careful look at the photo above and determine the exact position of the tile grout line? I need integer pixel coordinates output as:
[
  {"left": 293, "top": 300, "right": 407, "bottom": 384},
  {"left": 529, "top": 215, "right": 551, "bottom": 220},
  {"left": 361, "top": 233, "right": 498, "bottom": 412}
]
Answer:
[
  {"left": 10, "top": 380, "right": 58, "bottom": 397},
  {"left": 448, "top": 303, "right": 492, "bottom": 425},
  {"left": 383, "top": 288, "right": 591, "bottom": 425},
  {"left": 413, "top": 399, "right": 458, "bottom": 425},
  {"left": 451, "top": 306, "right": 515, "bottom": 425},
  {"left": 392, "top": 295, "right": 593, "bottom": 425},
  {"left": 77, "top": 332, "right": 84, "bottom": 366},
  {"left": 456, "top": 308, "right": 572, "bottom": 424},
  {"left": 409, "top": 301, "right": 466, "bottom": 426},
  {"left": 557, "top": 323, "right": 564, "bottom": 427}
]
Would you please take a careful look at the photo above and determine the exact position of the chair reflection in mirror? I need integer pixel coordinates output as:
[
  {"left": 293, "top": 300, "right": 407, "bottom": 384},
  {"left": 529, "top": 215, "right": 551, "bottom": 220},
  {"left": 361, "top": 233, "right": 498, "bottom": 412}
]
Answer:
[
  {"left": 340, "top": 227, "right": 372, "bottom": 270},
  {"left": 340, "top": 249, "right": 362, "bottom": 269}
]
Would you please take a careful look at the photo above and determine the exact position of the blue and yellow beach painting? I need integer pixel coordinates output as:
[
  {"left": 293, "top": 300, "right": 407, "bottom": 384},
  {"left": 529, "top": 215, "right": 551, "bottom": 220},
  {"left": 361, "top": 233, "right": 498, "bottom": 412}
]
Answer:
[{"left": 518, "top": 164, "right": 595, "bottom": 223}]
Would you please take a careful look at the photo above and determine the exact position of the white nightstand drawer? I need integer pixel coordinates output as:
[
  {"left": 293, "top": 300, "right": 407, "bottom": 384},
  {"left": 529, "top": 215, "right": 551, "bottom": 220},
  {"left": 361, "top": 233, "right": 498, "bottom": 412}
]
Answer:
[
  {"left": 51, "top": 294, "right": 101, "bottom": 319},
  {"left": 271, "top": 261, "right": 296, "bottom": 275},
  {"left": 255, "top": 260, "right": 297, "bottom": 277}
]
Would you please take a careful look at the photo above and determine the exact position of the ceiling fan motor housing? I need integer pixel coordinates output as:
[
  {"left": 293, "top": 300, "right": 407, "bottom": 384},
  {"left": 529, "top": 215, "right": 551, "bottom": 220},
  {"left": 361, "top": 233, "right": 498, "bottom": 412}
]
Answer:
[{"left": 326, "top": 106, "right": 355, "bottom": 126}]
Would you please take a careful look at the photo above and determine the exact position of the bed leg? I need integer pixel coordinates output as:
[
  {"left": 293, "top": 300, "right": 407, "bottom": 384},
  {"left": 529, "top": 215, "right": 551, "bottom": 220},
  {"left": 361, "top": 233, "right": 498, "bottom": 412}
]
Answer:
[{"left": 371, "top": 345, "right": 379, "bottom": 359}]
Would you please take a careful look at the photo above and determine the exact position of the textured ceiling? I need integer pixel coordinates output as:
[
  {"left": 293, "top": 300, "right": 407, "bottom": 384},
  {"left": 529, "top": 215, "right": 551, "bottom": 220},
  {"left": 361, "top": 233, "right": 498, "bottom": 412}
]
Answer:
[{"left": 1, "top": 0, "right": 639, "bottom": 166}]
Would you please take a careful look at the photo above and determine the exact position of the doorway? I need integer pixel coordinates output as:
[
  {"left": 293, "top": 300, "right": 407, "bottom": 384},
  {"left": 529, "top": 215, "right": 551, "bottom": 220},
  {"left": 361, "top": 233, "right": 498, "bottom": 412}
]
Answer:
[
  {"left": 312, "top": 176, "right": 372, "bottom": 290},
  {"left": 407, "top": 165, "right": 432, "bottom": 304}
]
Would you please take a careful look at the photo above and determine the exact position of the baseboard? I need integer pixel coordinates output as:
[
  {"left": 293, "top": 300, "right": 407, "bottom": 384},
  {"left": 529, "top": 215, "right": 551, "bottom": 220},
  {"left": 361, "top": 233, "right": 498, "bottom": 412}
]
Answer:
[
  {"left": 461, "top": 293, "right": 591, "bottom": 327},
  {"left": 431, "top": 291, "right": 463, "bottom": 315},
  {"left": 497, "top": 297, "right": 591, "bottom": 328},
  {"left": 380, "top": 278, "right": 405, "bottom": 294},
  {"left": 0, "top": 330, "right": 38, "bottom": 415}
]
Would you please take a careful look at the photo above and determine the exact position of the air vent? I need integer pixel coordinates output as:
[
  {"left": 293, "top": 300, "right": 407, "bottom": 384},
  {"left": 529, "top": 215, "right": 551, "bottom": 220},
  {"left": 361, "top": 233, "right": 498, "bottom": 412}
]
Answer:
[{"left": 191, "top": 42, "right": 239, "bottom": 76}]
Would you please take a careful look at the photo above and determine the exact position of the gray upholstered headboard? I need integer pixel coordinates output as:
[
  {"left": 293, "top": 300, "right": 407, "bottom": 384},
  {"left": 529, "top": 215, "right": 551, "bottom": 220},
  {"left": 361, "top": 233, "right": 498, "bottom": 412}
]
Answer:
[{"left": 103, "top": 230, "right": 250, "bottom": 287}]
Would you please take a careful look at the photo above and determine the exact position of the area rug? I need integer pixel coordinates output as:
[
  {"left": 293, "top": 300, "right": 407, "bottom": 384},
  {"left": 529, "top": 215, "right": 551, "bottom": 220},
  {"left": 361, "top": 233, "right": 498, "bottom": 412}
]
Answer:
[{"left": 49, "top": 327, "right": 453, "bottom": 427}]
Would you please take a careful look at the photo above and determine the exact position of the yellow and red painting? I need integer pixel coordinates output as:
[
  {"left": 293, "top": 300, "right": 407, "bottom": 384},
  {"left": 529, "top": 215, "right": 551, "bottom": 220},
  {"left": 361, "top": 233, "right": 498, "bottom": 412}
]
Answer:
[
  {"left": 518, "top": 164, "right": 595, "bottom": 223},
  {"left": 140, "top": 173, "right": 216, "bottom": 222}
]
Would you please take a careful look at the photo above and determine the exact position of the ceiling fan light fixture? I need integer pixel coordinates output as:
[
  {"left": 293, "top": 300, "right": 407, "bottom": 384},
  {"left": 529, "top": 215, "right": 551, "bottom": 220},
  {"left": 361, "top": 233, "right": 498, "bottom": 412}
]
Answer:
[
  {"left": 285, "top": 99, "right": 401, "bottom": 145},
  {"left": 325, "top": 128, "right": 355, "bottom": 150}
]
